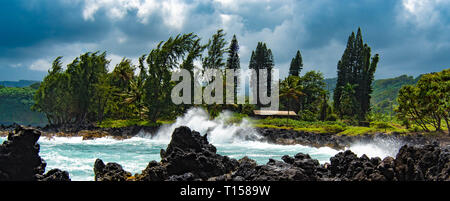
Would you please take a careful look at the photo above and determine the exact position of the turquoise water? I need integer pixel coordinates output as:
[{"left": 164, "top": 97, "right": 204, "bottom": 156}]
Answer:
[
  {"left": 0, "top": 108, "right": 401, "bottom": 181},
  {"left": 0, "top": 136, "right": 339, "bottom": 181}
]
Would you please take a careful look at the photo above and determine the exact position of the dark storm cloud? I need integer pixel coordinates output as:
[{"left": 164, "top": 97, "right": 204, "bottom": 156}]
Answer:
[{"left": 0, "top": 0, "right": 449, "bottom": 81}]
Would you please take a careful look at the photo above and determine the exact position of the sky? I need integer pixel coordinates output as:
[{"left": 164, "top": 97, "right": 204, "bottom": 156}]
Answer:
[{"left": 0, "top": 0, "right": 449, "bottom": 81}]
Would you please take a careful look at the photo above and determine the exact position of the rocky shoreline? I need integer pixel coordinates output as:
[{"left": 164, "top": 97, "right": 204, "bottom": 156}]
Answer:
[
  {"left": 2, "top": 123, "right": 449, "bottom": 150},
  {"left": 255, "top": 127, "right": 450, "bottom": 150},
  {"left": 0, "top": 123, "right": 160, "bottom": 140},
  {"left": 1, "top": 125, "right": 449, "bottom": 181},
  {"left": 94, "top": 126, "right": 450, "bottom": 181}
]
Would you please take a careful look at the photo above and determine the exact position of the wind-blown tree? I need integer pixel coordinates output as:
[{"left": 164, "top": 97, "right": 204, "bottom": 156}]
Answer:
[
  {"left": 179, "top": 37, "right": 207, "bottom": 112},
  {"left": 289, "top": 50, "right": 303, "bottom": 77},
  {"left": 249, "top": 42, "right": 274, "bottom": 108},
  {"left": 34, "top": 52, "right": 110, "bottom": 126},
  {"left": 203, "top": 29, "right": 227, "bottom": 70},
  {"left": 107, "top": 58, "right": 137, "bottom": 119},
  {"left": 118, "top": 55, "right": 148, "bottom": 120},
  {"left": 333, "top": 28, "right": 379, "bottom": 121},
  {"left": 201, "top": 29, "right": 228, "bottom": 117},
  {"left": 226, "top": 35, "right": 241, "bottom": 105},
  {"left": 32, "top": 57, "right": 71, "bottom": 125},
  {"left": 66, "top": 52, "right": 109, "bottom": 124},
  {"left": 144, "top": 33, "right": 198, "bottom": 123}
]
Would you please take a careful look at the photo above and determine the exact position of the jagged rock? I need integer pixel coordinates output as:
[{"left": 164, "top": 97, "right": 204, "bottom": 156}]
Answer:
[
  {"left": 244, "top": 159, "right": 316, "bottom": 181},
  {"left": 93, "top": 159, "right": 131, "bottom": 181},
  {"left": 38, "top": 169, "right": 71, "bottom": 181},
  {"left": 135, "top": 126, "right": 239, "bottom": 181},
  {"left": 394, "top": 143, "right": 449, "bottom": 181},
  {"left": 0, "top": 126, "right": 70, "bottom": 181},
  {"left": 233, "top": 156, "right": 258, "bottom": 180},
  {"left": 91, "top": 125, "right": 450, "bottom": 182}
]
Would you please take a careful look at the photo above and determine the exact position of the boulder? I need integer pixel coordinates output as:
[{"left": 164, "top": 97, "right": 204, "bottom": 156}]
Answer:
[
  {"left": 0, "top": 126, "right": 70, "bottom": 181},
  {"left": 136, "top": 126, "right": 239, "bottom": 181},
  {"left": 93, "top": 159, "right": 131, "bottom": 181},
  {"left": 394, "top": 143, "right": 449, "bottom": 181}
]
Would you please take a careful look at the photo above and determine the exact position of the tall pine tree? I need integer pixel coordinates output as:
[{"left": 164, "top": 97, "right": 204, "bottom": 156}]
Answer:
[
  {"left": 226, "top": 35, "right": 240, "bottom": 103},
  {"left": 249, "top": 42, "right": 274, "bottom": 107},
  {"left": 289, "top": 50, "right": 303, "bottom": 77},
  {"left": 333, "top": 28, "right": 379, "bottom": 121}
]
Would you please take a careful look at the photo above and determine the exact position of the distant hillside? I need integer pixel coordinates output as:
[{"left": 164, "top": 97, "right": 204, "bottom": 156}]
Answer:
[
  {"left": 0, "top": 80, "right": 40, "bottom": 88},
  {"left": 323, "top": 77, "right": 337, "bottom": 92},
  {"left": 324, "top": 75, "right": 420, "bottom": 113},
  {"left": 0, "top": 85, "right": 47, "bottom": 126}
]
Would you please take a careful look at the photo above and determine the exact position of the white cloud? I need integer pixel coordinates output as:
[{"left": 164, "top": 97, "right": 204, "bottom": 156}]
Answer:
[
  {"left": 81, "top": 0, "right": 191, "bottom": 29},
  {"left": 29, "top": 59, "right": 52, "bottom": 71},
  {"left": 399, "top": 0, "right": 450, "bottom": 28}
]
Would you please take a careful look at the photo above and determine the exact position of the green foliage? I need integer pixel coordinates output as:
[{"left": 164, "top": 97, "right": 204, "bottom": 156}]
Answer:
[
  {"left": 279, "top": 71, "right": 328, "bottom": 121},
  {"left": 144, "top": 33, "right": 199, "bottom": 123},
  {"left": 334, "top": 28, "right": 379, "bottom": 122},
  {"left": 249, "top": 42, "right": 274, "bottom": 108},
  {"left": 298, "top": 109, "right": 318, "bottom": 121},
  {"left": 203, "top": 29, "right": 227, "bottom": 69},
  {"left": 97, "top": 119, "right": 171, "bottom": 128},
  {"left": 323, "top": 124, "right": 346, "bottom": 134},
  {"left": 280, "top": 76, "right": 304, "bottom": 114},
  {"left": 371, "top": 75, "right": 419, "bottom": 114},
  {"left": 32, "top": 53, "right": 111, "bottom": 125},
  {"left": 105, "top": 58, "right": 137, "bottom": 119},
  {"left": 240, "top": 102, "right": 256, "bottom": 116},
  {"left": 370, "top": 121, "right": 394, "bottom": 131},
  {"left": 298, "top": 71, "right": 327, "bottom": 115},
  {"left": 255, "top": 118, "right": 346, "bottom": 130},
  {"left": 396, "top": 69, "right": 450, "bottom": 133},
  {"left": 225, "top": 34, "right": 241, "bottom": 104},
  {"left": 0, "top": 86, "right": 47, "bottom": 125},
  {"left": 326, "top": 113, "right": 338, "bottom": 121}
]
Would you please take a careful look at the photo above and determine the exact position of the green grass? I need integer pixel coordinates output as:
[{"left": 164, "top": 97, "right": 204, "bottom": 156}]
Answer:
[
  {"left": 251, "top": 117, "right": 410, "bottom": 136},
  {"left": 98, "top": 119, "right": 174, "bottom": 128}
]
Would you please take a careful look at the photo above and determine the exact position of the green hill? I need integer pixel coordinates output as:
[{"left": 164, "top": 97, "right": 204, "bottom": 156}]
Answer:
[
  {"left": 0, "top": 85, "right": 47, "bottom": 126},
  {"left": 0, "top": 80, "right": 39, "bottom": 88},
  {"left": 324, "top": 75, "right": 420, "bottom": 113}
]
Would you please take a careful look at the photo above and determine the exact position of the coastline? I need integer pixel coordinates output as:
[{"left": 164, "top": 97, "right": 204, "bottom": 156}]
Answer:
[
  {"left": 2, "top": 123, "right": 449, "bottom": 150},
  {"left": 1, "top": 125, "right": 449, "bottom": 181}
]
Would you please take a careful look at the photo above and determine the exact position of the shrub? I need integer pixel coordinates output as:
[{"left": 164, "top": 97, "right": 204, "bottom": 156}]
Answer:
[
  {"left": 326, "top": 114, "right": 338, "bottom": 121},
  {"left": 324, "top": 124, "right": 345, "bottom": 133},
  {"left": 370, "top": 121, "right": 394, "bottom": 129},
  {"left": 298, "top": 110, "right": 318, "bottom": 121}
]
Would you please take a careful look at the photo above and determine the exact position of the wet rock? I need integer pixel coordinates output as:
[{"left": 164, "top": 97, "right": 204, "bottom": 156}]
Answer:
[
  {"left": 0, "top": 126, "right": 70, "bottom": 181},
  {"left": 245, "top": 159, "right": 317, "bottom": 181},
  {"left": 91, "top": 125, "right": 450, "bottom": 182},
  {"left": 136, "top": 126, "right": 239, "bottom": 181},
  {"left": 394, "top": 143, "right": 449, "bottom": 181},
  {"left": 38, "top": 169, "right": 71, "bottom": 181},
  {"left": 233, "top": 157, "right": 258, "bottom": 179},
  {"left": 166, "top": 172, "right": 199, "bottom": 181}
]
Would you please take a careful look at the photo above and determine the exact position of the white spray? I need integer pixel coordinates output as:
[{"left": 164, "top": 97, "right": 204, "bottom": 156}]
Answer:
[{"left": 148, "top": 107, "right": 262, "bottom": 144}]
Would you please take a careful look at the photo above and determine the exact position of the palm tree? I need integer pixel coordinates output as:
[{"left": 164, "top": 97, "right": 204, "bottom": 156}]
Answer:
[
  {"left": 280, "top": 76, "right": 304, "bottom": 116},
  {"left": 122, "top": 78, "right": 147, "bottom": 120}
]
